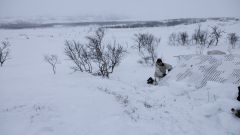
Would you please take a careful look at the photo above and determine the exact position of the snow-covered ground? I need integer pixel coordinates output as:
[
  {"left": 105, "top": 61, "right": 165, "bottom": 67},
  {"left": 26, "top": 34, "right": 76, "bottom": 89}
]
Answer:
[{"left": 0, "top": 19, "right": 240, "bottom": 135}]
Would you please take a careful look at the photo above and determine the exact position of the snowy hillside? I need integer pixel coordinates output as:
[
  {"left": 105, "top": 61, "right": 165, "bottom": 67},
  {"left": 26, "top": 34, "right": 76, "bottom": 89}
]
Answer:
[{"left": 0, "top": 18, "right": 240, "bottom": 135}]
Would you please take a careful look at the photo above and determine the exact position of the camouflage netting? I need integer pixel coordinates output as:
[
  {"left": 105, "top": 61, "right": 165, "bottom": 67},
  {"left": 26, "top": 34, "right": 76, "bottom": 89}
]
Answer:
[{"left": 165, "top": 55, "right": 240, "bottom": 88}]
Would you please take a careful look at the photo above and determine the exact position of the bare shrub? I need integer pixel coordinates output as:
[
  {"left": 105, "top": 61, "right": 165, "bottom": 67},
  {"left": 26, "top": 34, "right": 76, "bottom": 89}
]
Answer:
[
  {"left": 192, "top": 25, "right": 209, "bottom": 46},
  {"left": 168, "top": 33, "right": 178, "bottom": 46},
  {"left": 209, "top": 26, "right": 224, "bottom": 46},
  {"left": 134, "top": 33, "right": 158, "bottom": 52},
  {"left": 192, "top": 25, "right": 202, "bottom": 45},
  {"left": 199, "top": 31, "right": 209, "bottom": 46},
  {"left": 104, "top": 43, "right": 125, "bottom": 76},
  {"left": 65, "top": 28, "right": 126, "bottom": 78},
  {"left": 228, "top": 33, "right": 239, "bottom": 49},
  {"left": 191, "top": 25, "right": 210, "bottom": 54},
  {"left": 134, "top": 33, "right": 160, "bottom": 65},
  {"left": 44, "top": 54, "right": 60, "bottom": 74},
  {"left": 207, "top": 35, "right": 215, "bottom": 48},
  {"left": 65, "top": 40, "right": 92, "bottom": 73},
  {"left": 0, "top": 41, "right": 10, "bottom": 67},
  {"left": 86, "top": 28, "right": 105, "bottom": 63},
  {"left": 86, "top": 28, "right": 126, "bottom": 78},
  {"left": 177, "top": 32, "right": 189, "bottom": 46}
]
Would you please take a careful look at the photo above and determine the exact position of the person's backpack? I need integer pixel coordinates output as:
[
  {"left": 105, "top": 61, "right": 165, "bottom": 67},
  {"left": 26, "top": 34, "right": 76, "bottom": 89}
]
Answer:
[
  {"left": 231, "top": 108, "right": 240, "bottom": 118},
  {"left": 147, "top": 77, "right": 154, "bottom": 84}
]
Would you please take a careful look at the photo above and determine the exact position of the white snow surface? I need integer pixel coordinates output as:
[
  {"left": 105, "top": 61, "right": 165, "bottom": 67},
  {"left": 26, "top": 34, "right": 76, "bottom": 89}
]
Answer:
[{"left": 0, "top": 20, "right": 240, "bottom": 135}]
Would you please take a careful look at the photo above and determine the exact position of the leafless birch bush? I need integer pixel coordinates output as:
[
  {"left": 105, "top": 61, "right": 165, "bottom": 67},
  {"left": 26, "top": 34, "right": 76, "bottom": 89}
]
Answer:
[
  {"left": 0, "top": 41, "right": 10, "bottom": 67},
  {"left": 168, "top": 33, "right": 178, "bottom": 46},
  {"left": 64, "top": 41, "right": 92, "bottom": 73},
  {"left": 134, "top": 33, "right": 160, "bottom": 65},
  {"left": 65, "top": 28, "right": 126, "bottom": 78},
  {"left": 192, "top": 25, "right": 209, "bottom": 46},
  {"left": 228, "top": 33, "right": 239, "bottom": 49},
  {"left": 44, "top": 54, "right": 60, "bottom": 74},
  {"left": 209, "top": 26, "right": 224, "bottom": 46},
  {"left": 177, "top": 32, "right": 189, "bottom": 46}
]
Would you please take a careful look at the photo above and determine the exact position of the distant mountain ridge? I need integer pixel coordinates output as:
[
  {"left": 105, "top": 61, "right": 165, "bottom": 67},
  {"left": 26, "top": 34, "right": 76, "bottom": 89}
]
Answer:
[{"left": 0, "top": 17, "right": 238, "bottom": 29}]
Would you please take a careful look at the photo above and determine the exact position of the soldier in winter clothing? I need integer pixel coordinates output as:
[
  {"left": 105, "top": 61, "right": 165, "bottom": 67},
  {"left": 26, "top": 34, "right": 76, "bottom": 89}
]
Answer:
[{"left": 154, "top": 58, "right": 172, "bottom": 81}]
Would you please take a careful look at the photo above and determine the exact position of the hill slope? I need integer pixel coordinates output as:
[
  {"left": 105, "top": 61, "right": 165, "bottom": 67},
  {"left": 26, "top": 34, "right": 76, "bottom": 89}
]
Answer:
[{"left": 0, "top": 19, "right": 240, "bottom": 135}]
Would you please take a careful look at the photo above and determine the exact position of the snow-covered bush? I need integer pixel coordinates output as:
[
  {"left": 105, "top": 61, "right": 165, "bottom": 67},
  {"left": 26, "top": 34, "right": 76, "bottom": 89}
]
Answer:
[
  {"left": 134, "top": 33, "right": 160, "bottom": 65},
  {"left": 0, "top": 41, "right": 10, "bottom": 67},
  {"left": 228, "top": 33, "right": 239, "bottom": 49},
  {"left": 65, "top": 28, "right": 126, "bottom": 78},
  {"left": 44, "top": 54, "right": 60, "bottom": 74}
]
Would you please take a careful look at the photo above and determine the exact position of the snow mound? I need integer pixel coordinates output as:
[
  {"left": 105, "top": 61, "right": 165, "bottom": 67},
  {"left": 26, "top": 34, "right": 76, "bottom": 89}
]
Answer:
[{"left": 165, "top": 54, "right": 240, "bottom": 88}]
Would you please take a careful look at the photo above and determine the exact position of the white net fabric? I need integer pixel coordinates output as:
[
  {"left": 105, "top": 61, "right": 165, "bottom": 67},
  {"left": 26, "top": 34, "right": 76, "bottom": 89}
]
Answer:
[{"left": 165, "top": 55, "right": 240, "bottom": 88}]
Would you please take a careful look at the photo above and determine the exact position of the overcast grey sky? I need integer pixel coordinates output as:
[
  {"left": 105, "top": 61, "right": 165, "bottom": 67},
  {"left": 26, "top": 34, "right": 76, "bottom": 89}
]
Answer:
[{"left": 0, "top": 0, "right": 239, "bottom": 20}]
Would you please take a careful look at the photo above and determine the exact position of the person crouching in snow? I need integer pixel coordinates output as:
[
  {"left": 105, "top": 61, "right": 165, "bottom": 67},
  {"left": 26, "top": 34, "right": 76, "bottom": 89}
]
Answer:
[{"left": 154, "top": 58, "right": 172, "bottom": 82}]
